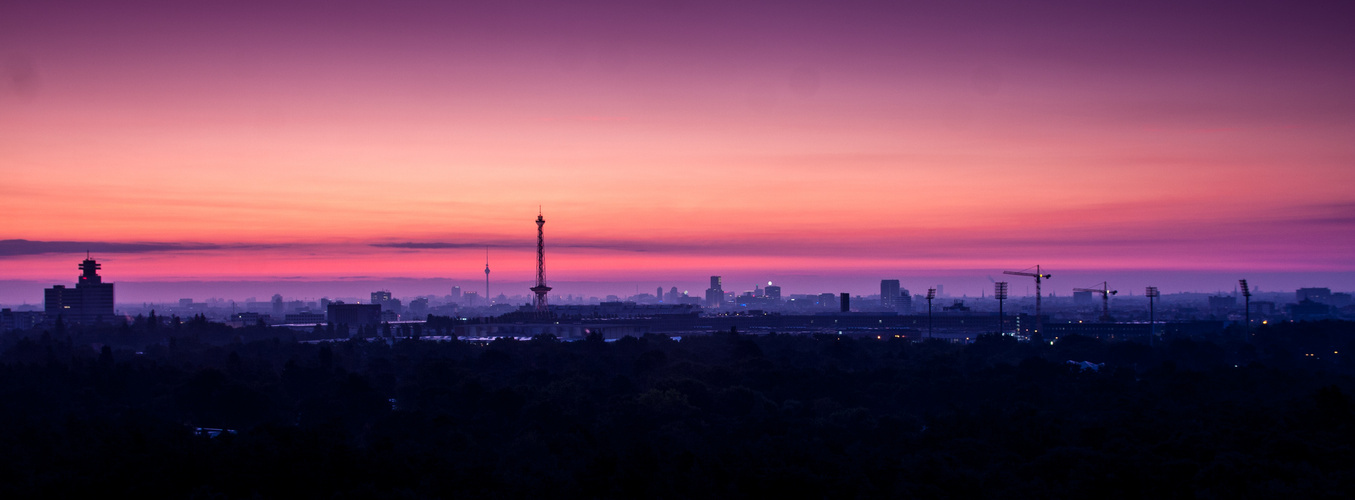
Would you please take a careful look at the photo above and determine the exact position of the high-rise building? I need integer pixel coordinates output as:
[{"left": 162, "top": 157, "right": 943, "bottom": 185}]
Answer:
[
  {"left": 765, "top": 285, "right": 782, "bottom": 301},
  {"left": 450, "top": 286, "right": 462, "bottom": 300},
  {"left": 44, "top": 256, "right": 115, "bottom": 325},
  {"left": 372, "top": 290, "right": 392, "bottom": 304},
  {"left": 839, "top": 293, "right": 851, "bottom": 313},
  {"left": 705, "top": 276, "right": 724, "bottom": 308},
  {"left": 881, "top": 280, "right": 901, "bottom": 309}
]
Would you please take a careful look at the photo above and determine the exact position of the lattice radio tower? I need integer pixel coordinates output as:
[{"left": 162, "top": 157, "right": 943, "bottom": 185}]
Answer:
[{"left": 530, "top": 208, "right": 552, "bottom": 313}]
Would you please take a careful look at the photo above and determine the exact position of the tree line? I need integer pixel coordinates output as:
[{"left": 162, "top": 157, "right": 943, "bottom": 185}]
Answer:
[{"left": 0, "top": 320, "right": 1352, "bottom": 497}]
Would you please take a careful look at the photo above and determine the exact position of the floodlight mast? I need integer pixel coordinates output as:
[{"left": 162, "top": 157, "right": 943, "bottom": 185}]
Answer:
[
  {"left": 926, "top": 287, "right": 936, "bottom": 340},
  {"left": 995, "top": 281, "right": 1009, "bottom": 334},
  {"left": 1145, "top": 286, "right": 1160, "bottom": 346},
  {"left": 1003, "top": 265, "right": 1051, "bottom": 341},
  {"left": 1073, "top": 281, "right": 1118, "bottom": 322},
  {"left": 1239, "top": 279, "right": 1252, "bottom": 341}
]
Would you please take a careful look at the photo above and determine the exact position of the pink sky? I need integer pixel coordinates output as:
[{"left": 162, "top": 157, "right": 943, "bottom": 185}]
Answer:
[{"left": 2, "top": 1, "right": 1353, "bottom": 301}]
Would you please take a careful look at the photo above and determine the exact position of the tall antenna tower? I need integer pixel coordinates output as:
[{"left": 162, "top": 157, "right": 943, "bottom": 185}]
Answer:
[
  {"left": 530, "top": 208, "right": 552, "bottom": 314},
  {"left": 484, "top": 247, "right": 490, "bottom": 306}
]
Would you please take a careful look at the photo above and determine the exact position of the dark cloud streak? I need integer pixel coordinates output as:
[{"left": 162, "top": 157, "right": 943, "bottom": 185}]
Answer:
[
  {"left": 1, "top": 239, "right": 233, "bottom": 257},
  {"left": 371, "top": 242, "right": 510, "bottom": 250}
]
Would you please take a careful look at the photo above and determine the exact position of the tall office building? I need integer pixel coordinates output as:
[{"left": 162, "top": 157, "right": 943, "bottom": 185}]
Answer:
[
  {"left": 881, "top": 280, "right": 901, "bottom": 309},
  {"left": 705, "top": 276, "right": 724, "bottom": 308},
  {"left": 44, "top": 256, "right": 115, "bottom": 325},
  {"left": 765, "top": 284, "right": 782, "bottom": 301}
]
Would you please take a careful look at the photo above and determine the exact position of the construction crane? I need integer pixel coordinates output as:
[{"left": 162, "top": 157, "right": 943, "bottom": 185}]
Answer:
[
  {"left": 1003, "top": 265, "right": 1051, "bottom": 341},
  {"left": 1073, "top": 282, "right": 1118, "bottom": 322}
]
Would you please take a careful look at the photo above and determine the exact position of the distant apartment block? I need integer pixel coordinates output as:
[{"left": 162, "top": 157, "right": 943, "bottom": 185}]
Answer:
[
  {"left": 328, "top": 303, "right": 381, "bottom": 326},
  {"left": 1297, "top": 288, "right": 1332, "bottom": 304},
  {"left": 1208, "top": 295, "right": 1237, "bottom": 310},
  {"left": 284, "top": 312, "right": 326, "bottom": 324},
  {"left": 2, "top": 309, "right": 44, "bottom": 331}
]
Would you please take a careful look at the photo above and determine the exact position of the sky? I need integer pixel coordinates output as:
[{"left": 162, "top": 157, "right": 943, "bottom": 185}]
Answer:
[{"left": 2, "top": 1, "right": 1353, "bottom": 303}]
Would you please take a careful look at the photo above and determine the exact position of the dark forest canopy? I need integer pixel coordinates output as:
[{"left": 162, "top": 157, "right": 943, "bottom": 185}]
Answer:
[{"left": 1, "top": 320, "right": 1353, "bottom": 498}]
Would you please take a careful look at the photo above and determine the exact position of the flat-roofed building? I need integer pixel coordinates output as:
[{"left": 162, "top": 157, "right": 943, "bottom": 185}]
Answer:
[{"left": 328, "top": 303, "right": 381, "bottom": 326}]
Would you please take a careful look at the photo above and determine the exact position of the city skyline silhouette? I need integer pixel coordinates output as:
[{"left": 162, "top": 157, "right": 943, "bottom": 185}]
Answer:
[{"left": 3, "top": 3, "right": 1355, "bottom": 498}]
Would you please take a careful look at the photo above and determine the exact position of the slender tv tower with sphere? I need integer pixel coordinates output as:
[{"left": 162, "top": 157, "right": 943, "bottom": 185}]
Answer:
[{"left": 531, "top": 208, "right": 552, "bottom": 314}]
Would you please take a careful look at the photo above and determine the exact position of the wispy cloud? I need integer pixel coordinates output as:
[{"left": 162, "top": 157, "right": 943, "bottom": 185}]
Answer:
[{"left": 370, "top": 239, "right": 716, "bottom": 253}]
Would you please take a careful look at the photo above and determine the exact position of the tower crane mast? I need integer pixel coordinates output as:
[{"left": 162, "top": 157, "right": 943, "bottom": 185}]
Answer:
[
  {"left": 1073, "top": 281, "right": 1118, "bottom": 322},
  {"left": 1003, "top": 265, "right": 1051, "bottom": 341}
]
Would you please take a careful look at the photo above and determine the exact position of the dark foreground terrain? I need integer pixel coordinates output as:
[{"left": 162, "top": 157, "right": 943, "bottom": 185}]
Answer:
[{"left": 2, "top": 319, "right": 1353, "bottom": 498}]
